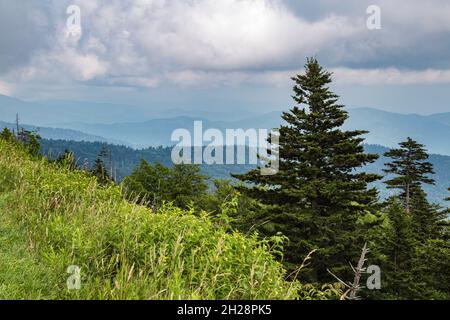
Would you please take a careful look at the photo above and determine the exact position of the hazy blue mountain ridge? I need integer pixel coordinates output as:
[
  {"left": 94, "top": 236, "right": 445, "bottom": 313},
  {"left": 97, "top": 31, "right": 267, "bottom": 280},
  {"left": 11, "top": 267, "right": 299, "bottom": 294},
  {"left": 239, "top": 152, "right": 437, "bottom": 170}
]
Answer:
[
  {"left": 0, "top": 121, "right": 126, "bottom": 145},
  {"left": 1, "top": 94, "right": 450, "bottom": 154}
]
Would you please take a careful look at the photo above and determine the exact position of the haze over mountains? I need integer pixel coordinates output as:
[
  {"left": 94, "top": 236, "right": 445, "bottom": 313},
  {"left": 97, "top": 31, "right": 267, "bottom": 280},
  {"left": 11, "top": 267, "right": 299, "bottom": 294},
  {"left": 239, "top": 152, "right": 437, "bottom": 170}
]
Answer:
[
  {"left": 1, "top": 94, "right": 449, "bottom": 156},
  {"left": 2, "top": 94, "right": 449, "bottom": 205},
  {"left": 0, "top": 120, "right": 127, "bottom": 145},
  {"left": 0, "top": 95, "right": 256, "bottom": 125}
]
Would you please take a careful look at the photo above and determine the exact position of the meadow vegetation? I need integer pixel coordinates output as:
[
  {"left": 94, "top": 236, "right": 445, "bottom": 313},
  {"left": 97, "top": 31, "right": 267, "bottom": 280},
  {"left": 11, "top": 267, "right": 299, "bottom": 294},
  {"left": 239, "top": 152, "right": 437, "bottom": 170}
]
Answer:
[{"left": 0, "top": 139, "right": 340, "bottom": 299}]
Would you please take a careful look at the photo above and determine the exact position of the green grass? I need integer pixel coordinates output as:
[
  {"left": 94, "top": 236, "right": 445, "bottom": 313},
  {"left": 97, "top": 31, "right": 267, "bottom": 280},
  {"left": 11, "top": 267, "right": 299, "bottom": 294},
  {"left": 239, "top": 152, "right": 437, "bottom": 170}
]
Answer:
[
  {"left": 0, "top": 140, "right": 310, "bottom": 300},
  {"left": 0, "top": 193, "right": 60, "bottom": 299}
]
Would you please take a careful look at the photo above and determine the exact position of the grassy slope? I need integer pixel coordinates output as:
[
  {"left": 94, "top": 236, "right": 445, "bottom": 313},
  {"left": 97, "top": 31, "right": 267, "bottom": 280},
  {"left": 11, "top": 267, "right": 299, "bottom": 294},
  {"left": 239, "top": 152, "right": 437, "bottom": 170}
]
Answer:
[
  {"left": 0, "top": 140, "right": 304, "bottom": 300},
  {"left": 0, "top": 194, "right": 60, "bottom": 299}
]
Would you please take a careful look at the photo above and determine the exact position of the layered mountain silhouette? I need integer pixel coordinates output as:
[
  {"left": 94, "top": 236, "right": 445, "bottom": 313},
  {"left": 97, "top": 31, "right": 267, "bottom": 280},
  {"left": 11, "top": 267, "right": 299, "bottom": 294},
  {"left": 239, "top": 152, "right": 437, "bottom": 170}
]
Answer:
[
  {"left": 0, "top": 120, "right": 126, "bottom": 145},
  {"left": 53, "top": 108, "right": 450, "bottom": 154},
  {"left": 1, "top": 95, "right": 449, "bottom": 155}
]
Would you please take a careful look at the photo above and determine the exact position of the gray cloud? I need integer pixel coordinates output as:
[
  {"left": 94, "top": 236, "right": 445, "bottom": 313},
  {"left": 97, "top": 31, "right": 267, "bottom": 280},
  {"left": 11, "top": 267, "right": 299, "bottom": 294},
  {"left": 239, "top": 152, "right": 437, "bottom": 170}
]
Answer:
[
  {"left": 0, "top": 0, "right": 55, "bottom": 73},
  {"left": 1, "top": 0, "right": 450, "bottom": 102}
]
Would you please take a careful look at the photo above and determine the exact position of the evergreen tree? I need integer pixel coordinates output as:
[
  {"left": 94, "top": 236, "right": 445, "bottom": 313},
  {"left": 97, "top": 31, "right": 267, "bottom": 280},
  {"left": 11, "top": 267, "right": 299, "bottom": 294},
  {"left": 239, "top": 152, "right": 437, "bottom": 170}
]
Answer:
[
  {"left": 234, "top": 58, "right": 380, "bottom": 281},
  {"left": 380, "top": 140, "right": 450, "bottom": 299},
  {"left": 415, "top": 238, "right": 450, "bottom": 299},
  {"left": 0, "top": 128, "right": 15, "bottom": 142},
  {"left": 0, "top": 127, "right": 41, "bottom": 157},
  {"left": 383, "top": 138, "right": 435, "bottom": 214},
  {"left": 382, "top": 200, "right": 419, "bottom": 299},
  {"left": 91, "top": 158, "right": 110, "bottom": 185},
  {"left": 16, "top": 129, "right": 41, "bottom": 157},
  {"left": 440, "top": 188, "right": 450, "bottom": 241},
  {"left": 382, "top": 138, "right": 445, "bottom": 243},
  {"left": 91, "top": 147, "right": 111, "bottom": 185},
  {"left": 409, "top": 188, "right": 446, "bottom": 242}
]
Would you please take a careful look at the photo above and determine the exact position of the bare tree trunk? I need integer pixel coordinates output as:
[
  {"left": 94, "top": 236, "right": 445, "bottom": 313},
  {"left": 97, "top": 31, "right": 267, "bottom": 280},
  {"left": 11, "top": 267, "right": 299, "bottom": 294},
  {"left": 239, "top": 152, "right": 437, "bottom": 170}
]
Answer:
[
  {"left": 328, "top": 243, "right": 370, "bottom": 300},
  {"left": 349, "top": 243, "right": 369, "bottom": 300}
]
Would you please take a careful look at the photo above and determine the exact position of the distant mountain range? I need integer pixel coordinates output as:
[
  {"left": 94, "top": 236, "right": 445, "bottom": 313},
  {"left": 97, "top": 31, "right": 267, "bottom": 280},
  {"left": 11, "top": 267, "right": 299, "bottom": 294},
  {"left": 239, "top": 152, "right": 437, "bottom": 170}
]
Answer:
[
  {"left": 344, "top": 108, "right": 450, "bottom": 156},
  {"left": 1, "top": 94, "right": 450, "bottom": 155},
  {"left": 1, "top": 93, "right": 448, "bottom": 205},
  {"left": 53, "top": 108, "right": 450, "bottom": 155},
  {"left": 0, "top": 94, "right": 256, "bottom": 125},
  {"left": 428, "top": 112, "right": 450, "bottom": 127},
  {"left": 0, "top": 121, "right": 126, "bottom": 145},
  {"left": 39, "top": 139, "right": 450, "bottom": 206}
]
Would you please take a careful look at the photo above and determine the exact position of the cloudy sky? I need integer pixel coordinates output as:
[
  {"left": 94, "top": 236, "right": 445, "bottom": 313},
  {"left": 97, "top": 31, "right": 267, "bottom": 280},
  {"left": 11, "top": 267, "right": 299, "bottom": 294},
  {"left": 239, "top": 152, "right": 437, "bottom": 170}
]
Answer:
[{"left": 1, "top": 0, "right": 450, "bottom": 115}]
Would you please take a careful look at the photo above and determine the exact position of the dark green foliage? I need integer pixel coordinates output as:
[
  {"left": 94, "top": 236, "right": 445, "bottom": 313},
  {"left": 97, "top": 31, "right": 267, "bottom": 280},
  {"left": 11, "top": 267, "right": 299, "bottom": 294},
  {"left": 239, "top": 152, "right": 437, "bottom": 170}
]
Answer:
[
  {"left": 409, "top": 189, "right": 447, "bottom": 242},
  {"left": 377, "top": 141, "right": 450, "bottom": 299},
  {"left": 234, "top": 58, "right": 380, "bottom": 282},
  {"left": 17, "top": 130, "right": 41, "bottom": 157},
  {"left": 414, "top": 239, "right": 450, "bottom": 299},
  {"left": 39, "top": 140, "right": 255, "bottom": 184},
  {"left": 91, "top": 158, "right": 110, "bottom": 185},
  {"left": 0, "top": 127, "right": 42, "bottom": 157},
  {"left": 383, "top": 138, "right": 447, "bottom": 241},
  {"left": 0, "top": 128, "right": 15, "bottom": 142},
  {"left": 379, "top": 201, "right": 419, "bottom": 299},
  {"left": 383, "top": 138, "right": 435, "bottom": 214},
  {"left": 91, "top": 147, "right": 112, "bottom": 185},
  {"left": 122, "top": 160, "right": 208, "bottom": 210},
  {"left": 202, "top": 180, "right": 262, "bottom": 232}
]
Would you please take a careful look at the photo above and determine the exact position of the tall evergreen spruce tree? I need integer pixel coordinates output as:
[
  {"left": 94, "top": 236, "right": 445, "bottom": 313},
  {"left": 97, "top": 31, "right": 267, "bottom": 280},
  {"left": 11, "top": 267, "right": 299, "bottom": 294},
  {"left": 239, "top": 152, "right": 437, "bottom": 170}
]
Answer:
[
  {"left": 234, "top": 58, "right": 380, "bottom": 281},
  {"left": 383, "top": 138, "right": 435, "bottom": 214},
  {"left": 381, "top": 139, "right": 450, "bottom": 299},
  {"left": 382, "top": 138, "right": 443, "bottom": 242}
]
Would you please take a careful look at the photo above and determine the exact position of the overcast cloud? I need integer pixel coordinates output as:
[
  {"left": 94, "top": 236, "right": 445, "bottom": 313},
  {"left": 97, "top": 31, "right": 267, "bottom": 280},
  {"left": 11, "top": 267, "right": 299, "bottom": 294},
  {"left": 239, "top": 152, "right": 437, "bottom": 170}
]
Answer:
[{"left": 0, "top": 0, "right": 449, "bottom": 113}]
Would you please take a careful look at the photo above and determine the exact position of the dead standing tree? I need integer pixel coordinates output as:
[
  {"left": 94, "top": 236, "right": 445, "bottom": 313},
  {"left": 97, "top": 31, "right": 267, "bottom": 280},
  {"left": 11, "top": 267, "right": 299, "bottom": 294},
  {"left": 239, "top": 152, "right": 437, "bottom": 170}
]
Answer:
[{"left": 328, "top": 243, "right": 370, "bottom": 300}]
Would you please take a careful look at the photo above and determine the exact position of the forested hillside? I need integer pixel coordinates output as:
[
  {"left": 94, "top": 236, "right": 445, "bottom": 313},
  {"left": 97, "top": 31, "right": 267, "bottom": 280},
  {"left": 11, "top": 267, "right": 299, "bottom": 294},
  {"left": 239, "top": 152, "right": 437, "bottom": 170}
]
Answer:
[{"left": 40, "top": 139, "right": 450, "bottom": 207}]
